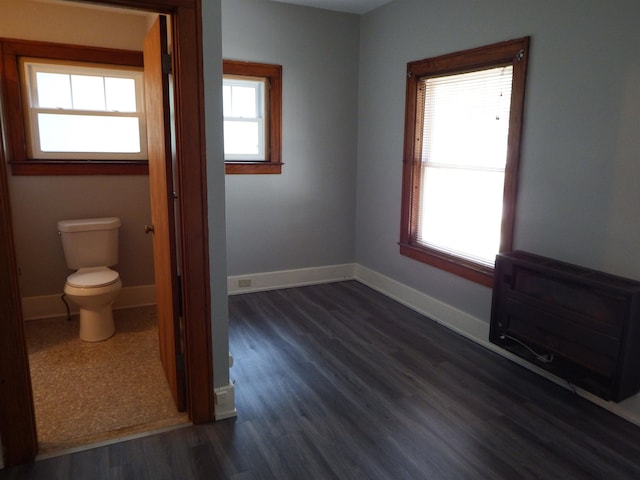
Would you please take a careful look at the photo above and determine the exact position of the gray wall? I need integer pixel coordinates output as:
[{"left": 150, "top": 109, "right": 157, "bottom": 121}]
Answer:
[
  {"left": 221, "top": 0, "right": 360, "bottom": 276},
  {"left": 202, "top": 0, "right": 231, "bottom": 389},
  {"left": 10, "top": 176, "right": 154, "bottom": 296},
  {"left": 356, "top": 0, "right": 640, "bottom": 321},
  {"left": 2, "top": 1, "right": 155, "bottom": 297}
]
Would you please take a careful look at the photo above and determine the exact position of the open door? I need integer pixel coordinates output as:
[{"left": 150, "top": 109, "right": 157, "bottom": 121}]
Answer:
[{"left": 143, "top": 15, "right": 186, "bottom": 412}]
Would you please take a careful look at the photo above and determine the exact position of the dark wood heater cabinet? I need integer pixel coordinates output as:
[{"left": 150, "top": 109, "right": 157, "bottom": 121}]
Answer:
[{"left": 490, "top": 251, "right": 640, "bottom": 402}]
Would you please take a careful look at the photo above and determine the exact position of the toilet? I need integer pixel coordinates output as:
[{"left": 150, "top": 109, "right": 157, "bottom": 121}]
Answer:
[{"left": 58, "top": 217, "right": 122, "bottom": 342}]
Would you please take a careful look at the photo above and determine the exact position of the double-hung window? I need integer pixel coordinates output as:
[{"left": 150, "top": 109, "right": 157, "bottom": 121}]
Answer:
[
  {"left": 399, "top": 38, "right": 529, "bottom": 286},
  {"left": 223, "top": 77, "right": 265, "bottom": 161},
  {"left": 22, "top": 60, "right": 146, "bottom": 161},
  {"left": 0, "top": 38, "right": 145, "bottom": 175},
  {"left": 222, "top": 60, "right": 282, "bottom": 175}
]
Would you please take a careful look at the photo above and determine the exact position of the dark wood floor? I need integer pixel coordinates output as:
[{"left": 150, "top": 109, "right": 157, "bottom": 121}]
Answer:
[{"left": 3, "top": 280, "right": 640, "bottom": 479}]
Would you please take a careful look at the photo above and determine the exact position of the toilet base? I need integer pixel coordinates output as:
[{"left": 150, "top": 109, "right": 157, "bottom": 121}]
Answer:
[{"left": 79, "top": 305, "right": 116, "bottom": 342}]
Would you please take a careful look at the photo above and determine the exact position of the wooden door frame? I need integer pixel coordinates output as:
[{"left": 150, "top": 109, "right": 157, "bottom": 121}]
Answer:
[{"left": 0, "top": 0, "right": 213, "bottom": 467}]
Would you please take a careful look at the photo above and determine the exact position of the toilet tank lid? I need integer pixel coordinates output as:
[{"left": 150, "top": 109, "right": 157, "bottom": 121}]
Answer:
[{"left": 58, "top": 217, "right": 121, "bottom": 233}]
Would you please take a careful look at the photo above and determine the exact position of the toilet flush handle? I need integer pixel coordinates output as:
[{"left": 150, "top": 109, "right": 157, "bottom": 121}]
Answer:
[{"left": 144, "top": 224, "right": 154, "bottom": 234}]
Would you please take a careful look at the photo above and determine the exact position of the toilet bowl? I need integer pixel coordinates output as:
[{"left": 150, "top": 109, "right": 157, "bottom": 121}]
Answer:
[{"left": 64, "top": 267, "right": 122, "bottom": 342}]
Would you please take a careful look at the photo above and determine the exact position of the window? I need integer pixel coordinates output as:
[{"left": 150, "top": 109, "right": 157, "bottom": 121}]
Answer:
[
  {"left": 22, "top": 60, "right": 145, "bottom": 160},
  {"left": 223, "top": 60, "right": 282, "bottom": 174},
  {"left": 223, "top": 77, "right": 265, "bottom": 161},
  {"left": 399, "top": 37, "right": 529, "bottom": 286},
  {"left": 0, "top": 38, "right": 146, "bottom": 175}
]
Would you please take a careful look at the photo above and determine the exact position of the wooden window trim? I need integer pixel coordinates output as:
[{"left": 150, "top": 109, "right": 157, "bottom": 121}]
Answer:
[
  {"left": 223, "top": 59, "right": 282, "bottom": 175},
  {"left": 399, "top": 37, "right": 530, "bottom": 287},
  {"left": 0, "top": 38, "right": 148, "bottom": 175}
]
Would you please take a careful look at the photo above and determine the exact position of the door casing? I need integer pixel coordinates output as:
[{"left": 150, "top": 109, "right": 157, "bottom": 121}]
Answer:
[{"left": 0, "top": 0, "right": 213, "bottom": 467}]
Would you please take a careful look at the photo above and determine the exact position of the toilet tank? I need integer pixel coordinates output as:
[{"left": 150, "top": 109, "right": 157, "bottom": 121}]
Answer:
[{"left": 58, "top": 217, "right": 121, "bottom": 269}]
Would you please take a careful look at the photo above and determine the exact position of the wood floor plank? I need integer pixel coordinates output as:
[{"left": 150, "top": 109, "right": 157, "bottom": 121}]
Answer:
[{"left": 3, "top": 280, "right": 640, "bottom": 479}]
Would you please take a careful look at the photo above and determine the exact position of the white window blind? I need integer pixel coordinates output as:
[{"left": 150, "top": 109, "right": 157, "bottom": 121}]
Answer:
[{"left": 416, "top": 65, "right": 513, "bottom": 266}]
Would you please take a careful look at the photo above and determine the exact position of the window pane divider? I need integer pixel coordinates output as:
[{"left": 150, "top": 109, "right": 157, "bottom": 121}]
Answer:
[
  {"left": 33, "top": 108, "right": 140, "bottom": 117},
  {"left": 423, "top": 162, "right": 505, "bottom": 173}
]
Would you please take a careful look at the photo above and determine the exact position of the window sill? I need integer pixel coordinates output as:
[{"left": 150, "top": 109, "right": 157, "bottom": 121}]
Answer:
[
  {"left": 225, "top": 162, "right": 282, "bottom": 175},
  {"left": 10, "top": 161, "right": 149, "bottom": 176},
  {"left": 399, "top": 242, "right": 494, "bottom": 287}
]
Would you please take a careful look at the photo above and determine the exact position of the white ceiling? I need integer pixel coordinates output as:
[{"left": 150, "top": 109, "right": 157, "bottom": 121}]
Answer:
[{"left": 271, "top": 0, "right": 393, "bottom": 15}]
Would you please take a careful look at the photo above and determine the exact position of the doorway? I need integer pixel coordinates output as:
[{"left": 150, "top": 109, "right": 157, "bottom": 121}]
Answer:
[
  {"left": 4, "top": 5, "right": 184, "bottom": 454},
  {"left": 0, "top": 0, "right": 214, "bottom": 467}
]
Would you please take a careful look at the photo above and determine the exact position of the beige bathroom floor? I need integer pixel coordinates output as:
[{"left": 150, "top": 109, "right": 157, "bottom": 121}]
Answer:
[{"left": 24, "top": 306, "right": 188, "bottom": 455}]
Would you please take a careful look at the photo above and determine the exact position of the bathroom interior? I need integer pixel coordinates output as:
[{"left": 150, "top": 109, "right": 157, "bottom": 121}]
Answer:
[{"left": 2, "top": 0, "right": 188, "bottom": 456}]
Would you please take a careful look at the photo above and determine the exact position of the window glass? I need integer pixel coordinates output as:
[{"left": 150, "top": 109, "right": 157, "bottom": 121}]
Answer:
[
  {"left": 35, "top": 73, "right": 72, "bottom": 108},
  {"left": 223, "top": 121, "right": 261, "bottom": 156},
  {"left": 70, "top": 75, "right": 105, "bottom": 110},
  {"left": 38, "top": 114, "right": 141, "bottom": 153},
  {"left": 225, "top": 84, "right": 259, "bottom": 118},
  {"left": 418, "top": 167, "right": 505, "bottom": 265},
  {"left": 105, "top": 77, "right": 137, "bottom": 112}
]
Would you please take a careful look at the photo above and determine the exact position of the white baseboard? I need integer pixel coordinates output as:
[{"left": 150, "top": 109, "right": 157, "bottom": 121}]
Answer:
[
  {"left": 355, "top": 264, "right": 490, "bottom": 344},
  {"left": 114, "top": 284, "right": 157, "bottom": 310},
  {"left": 354, "top": 264, "right": 640, "bottom": 427},
  {"left": 227, "top": 263, "right": 356, "bottom": 295},
  {"left": 21, "top": 284, "right": 156, "bottom": 321},
  {"left": 214, "top": 382, "right": 237, "bottom": 420}
]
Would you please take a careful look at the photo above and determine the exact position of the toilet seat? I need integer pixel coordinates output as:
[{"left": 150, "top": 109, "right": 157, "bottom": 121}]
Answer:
[{"left": 67, "top": 267, "right": 120, "bottom": 288}]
